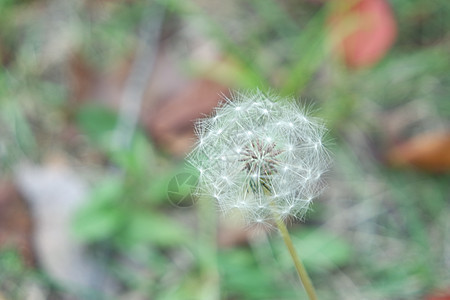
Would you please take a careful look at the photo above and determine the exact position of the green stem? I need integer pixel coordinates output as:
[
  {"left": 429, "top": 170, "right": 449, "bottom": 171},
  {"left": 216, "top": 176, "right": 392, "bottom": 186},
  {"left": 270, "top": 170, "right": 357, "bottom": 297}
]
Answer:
[
  {"left": 275, "top": 218, "right": 318, "bottom": 300},
  {"left": 198, "top": 197, "right": 220, "bottom": 300}
]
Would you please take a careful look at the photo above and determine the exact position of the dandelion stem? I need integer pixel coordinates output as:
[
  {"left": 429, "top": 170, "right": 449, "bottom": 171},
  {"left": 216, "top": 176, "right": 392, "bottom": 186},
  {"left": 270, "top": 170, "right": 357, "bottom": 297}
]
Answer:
[{"left": 275, "top": 218, "right": 318, "bottom": 300}]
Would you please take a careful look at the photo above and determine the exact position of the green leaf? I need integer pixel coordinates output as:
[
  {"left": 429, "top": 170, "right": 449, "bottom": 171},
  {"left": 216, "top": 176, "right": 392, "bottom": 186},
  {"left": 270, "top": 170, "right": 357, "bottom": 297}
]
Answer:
[
  {"left": 76, "top": 103, "right": 118, "bottom": 147},
  {"left": 72, "top": 177, "right": 126, "bottom": 242},
  {"left": 73, "top": 205, "right": 125, "bottom": 242},
  {"left": 109, "top": 132, "right": 155, "bottom": 175},
  {"left": 122, "top": 211, "right": 189, "bottom": 247},
  {"left": 218, "top": 248, "right": 296, "bottom": 299},
  {"left": 280, "top": 228, "right": 352, "bottom": 272}
]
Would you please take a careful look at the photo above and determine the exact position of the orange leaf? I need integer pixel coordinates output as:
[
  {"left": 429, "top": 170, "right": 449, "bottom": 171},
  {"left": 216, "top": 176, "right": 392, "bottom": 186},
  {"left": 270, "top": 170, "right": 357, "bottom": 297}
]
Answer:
[{"left": 387, "top": 131, "right": 450, "bottom": 173}]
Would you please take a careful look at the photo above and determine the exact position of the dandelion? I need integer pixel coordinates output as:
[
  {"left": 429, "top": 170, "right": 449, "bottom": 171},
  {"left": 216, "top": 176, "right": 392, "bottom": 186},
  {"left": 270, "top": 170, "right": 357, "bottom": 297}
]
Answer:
[
  {"left": 188, "top": 90, "right": 330, "bottom": 227},
  {"left": 188, "top": 90, "right": 330, "bottom": 300}
]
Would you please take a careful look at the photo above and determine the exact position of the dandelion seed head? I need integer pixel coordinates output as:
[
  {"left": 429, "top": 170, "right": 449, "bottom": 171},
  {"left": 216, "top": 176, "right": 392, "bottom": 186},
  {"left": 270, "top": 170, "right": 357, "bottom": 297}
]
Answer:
[{"left": 187, "top": 90, "right": 330, "bottom": 227}]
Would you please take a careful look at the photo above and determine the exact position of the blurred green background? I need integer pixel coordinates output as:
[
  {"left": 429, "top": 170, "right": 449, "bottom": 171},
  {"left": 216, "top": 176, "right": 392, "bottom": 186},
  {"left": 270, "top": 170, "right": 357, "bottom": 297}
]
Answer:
[{"left": 0, "top": 0, "right": 449, "bottom": 299}]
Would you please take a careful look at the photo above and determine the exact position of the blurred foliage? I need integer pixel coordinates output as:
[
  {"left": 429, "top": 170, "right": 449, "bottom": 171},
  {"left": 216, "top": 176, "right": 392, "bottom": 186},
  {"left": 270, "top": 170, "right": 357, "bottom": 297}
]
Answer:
[
  {"left": 73, "top": 104, "right": 194, "bottom": 297},
  {"left": 0, "top": 249, "right": 28, "bottom": 299},
  {"left": 0, "top": 0, "right": 449, "bottom": 299}
]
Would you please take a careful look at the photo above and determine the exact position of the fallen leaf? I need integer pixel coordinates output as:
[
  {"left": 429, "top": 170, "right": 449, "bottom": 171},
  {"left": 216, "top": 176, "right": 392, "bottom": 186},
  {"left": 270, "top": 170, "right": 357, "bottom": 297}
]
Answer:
[
  {"left": 425, "top": 290, "right": 450, "bottom": 300},
  {"left": 67, "top": 53, "right": 98, "bottom": 105},
  {"left": 143, "top": 79, "right": 229, "bottom": 156},
  {"left": 328, "top": 0, "right": 397, "bottom": 69},
  {"left": 67, "top": 51, "right": 132, "bottom": 109},
  {"left": 0, "top": 180, "right": 35, "bottom": 267},
  {"left": 387, "top": 131, "right": 450, "bottom": 173}
]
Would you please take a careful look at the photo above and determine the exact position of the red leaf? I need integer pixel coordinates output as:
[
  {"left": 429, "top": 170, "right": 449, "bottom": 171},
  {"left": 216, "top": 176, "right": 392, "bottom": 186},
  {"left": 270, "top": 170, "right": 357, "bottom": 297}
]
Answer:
[
  {"left": 328, "top": 0, "right": 397, "bottom": 68},
  {"left": 425, "top": 290, "right": 450, "bottom": 300}
]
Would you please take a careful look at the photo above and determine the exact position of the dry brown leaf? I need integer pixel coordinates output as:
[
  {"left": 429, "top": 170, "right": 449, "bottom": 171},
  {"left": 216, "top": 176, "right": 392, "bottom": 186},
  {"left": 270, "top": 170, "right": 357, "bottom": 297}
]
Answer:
[
  {"left": 67, "top": 53, "right": 98, "bottom": 105},
  {"left": 387, "top": 131, "right": 450, "bottom": 173},
  {"left": 67, "top": 52, "right": 132, "bottom": 109},
  {"left": 0, "top": 180, "right": 35, "bottom": 267},
  {"left": 144, "top": 79, "right": 229, "bottom": 156}
]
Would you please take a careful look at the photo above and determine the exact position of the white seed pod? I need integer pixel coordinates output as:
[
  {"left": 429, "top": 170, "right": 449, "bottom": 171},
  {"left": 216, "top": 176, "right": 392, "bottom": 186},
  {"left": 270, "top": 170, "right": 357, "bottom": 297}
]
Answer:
[{"left": 187, "top": 90, "right": 330, "bottom": 227}]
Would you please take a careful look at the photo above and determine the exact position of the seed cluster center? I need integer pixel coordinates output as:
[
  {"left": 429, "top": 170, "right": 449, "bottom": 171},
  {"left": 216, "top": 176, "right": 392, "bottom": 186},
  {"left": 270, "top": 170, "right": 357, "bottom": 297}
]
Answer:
[{"left": 239, "top": 139, "right": 283, "bottom": 193}]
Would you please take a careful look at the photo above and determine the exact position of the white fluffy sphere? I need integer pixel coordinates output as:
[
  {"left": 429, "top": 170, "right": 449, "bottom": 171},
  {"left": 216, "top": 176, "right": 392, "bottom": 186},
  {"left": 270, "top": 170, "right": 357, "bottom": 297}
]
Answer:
[{"left": 188, "top": 90, "right": 330, "bottom": 227}]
